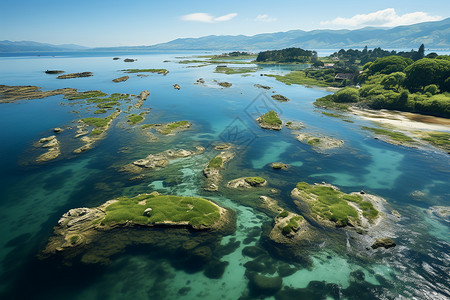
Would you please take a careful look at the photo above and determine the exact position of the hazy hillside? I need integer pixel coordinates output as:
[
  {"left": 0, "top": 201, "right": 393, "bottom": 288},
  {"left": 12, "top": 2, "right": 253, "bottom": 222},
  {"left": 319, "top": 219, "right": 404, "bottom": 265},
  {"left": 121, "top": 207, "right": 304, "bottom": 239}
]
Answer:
[{"left": 0, "top": 40, "right": 88, "bottom": 52}]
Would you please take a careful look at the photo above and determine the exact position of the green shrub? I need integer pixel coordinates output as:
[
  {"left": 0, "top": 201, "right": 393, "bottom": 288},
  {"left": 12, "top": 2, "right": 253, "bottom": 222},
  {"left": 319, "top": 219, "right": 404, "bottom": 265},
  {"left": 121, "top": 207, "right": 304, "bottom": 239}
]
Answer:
[
  {"left": 334, "top": 88, "right": 359, "bottom": 103},
  {"left": 208, "top": 157, "right": 223, "bottom": 169},
  {"left": 424, "top": 84, "right": 439, "bottom": 95}
]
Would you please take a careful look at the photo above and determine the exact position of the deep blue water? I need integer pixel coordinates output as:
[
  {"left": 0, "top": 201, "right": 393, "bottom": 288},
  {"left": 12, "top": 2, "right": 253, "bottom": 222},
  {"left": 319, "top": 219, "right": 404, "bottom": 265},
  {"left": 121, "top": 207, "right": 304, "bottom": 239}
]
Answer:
[{"left": 0, "top": 51, "right": 449, "bottom": 299}]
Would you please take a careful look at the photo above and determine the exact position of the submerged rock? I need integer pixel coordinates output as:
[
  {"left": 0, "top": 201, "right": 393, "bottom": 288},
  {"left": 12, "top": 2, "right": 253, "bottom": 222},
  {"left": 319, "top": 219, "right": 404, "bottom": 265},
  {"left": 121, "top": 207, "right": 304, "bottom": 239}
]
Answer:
[
  {"left": 248, "top": 273, "right": 283, "bottom": 296},
  {"left": 271, "top": 162, "right": 289, "bottom": 170},
  {"left": 285, "top": 121, "right": 304, "bottom": 130},
  {"left": 35, "top": 135, "right": 61, "bottom": 163}
]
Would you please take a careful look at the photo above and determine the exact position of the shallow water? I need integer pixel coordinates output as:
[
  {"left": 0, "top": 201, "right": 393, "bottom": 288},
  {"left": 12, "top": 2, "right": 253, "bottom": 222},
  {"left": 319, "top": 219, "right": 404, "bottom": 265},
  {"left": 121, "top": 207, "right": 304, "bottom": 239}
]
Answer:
[{"left": 0, "top": 51, "right": 449, "bottom": 299}]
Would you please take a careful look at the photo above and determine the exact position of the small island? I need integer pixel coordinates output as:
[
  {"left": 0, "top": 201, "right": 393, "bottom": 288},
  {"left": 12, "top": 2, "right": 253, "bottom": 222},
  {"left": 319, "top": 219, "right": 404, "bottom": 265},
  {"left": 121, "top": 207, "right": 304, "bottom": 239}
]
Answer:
[
  {"left": 40, "top": 192, "right": 235, "bottom": 264},
  {"left": 256, "top": 110, "right": 282, "bottom": 130}
]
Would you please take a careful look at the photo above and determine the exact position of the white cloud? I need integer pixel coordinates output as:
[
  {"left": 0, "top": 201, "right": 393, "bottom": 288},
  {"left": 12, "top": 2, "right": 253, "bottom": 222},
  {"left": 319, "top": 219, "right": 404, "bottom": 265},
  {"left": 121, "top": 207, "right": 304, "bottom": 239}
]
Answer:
[
  {"left": 255, "top": 14, "right": 277, "bottom": 22},
  {"left": 320, "top": 8, "right": 442, "bottom": 28},
  {"left": 181, "top": 12, "right": 237, "bottom": 23}
]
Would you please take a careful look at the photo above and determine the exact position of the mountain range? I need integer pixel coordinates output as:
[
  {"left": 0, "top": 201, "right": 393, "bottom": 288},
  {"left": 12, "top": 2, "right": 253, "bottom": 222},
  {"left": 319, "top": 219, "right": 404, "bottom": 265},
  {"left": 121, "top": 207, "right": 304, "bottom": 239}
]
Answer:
[{"left": 1, "top": 18, "right": 449, "bottom": 52}]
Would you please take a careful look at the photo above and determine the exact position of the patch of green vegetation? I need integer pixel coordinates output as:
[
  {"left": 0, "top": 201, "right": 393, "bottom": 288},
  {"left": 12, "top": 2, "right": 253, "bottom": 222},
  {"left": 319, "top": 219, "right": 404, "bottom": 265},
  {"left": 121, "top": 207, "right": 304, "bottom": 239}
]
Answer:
[
  {"left": 420, "top": 132, "right": 450, "bottom": 151},
  {"left": 321, "top": 112, "right": 343, "bottom": 118},
  {"left": 127, "top": 113, "right": 146, "bottom": 125},
  {"left": 361, "top": 126, "right": 414, "bottom": 143},
  {"left": 271, "top": 94, "right": 290, "bottom": 102},
  {"left": 307, "top": 138, "right": 321, "bottom": 146},
  {"left": 214, "top": 66, "right": 260, "bottom": 75},
  {"left": 66, "top": 90, "right": 107, "bottom": 100},
  {"left": 82, "top": 116, "right": 110, "bottom": 128},
  {"left": 266, "top": 71, "right": 332, "bottom": 87},
  {"left": 295, "top": 182, "right": 379, "bottom": 226},
  {"left": 208, "top": 157, "right": 223, "bottom": 169},
  {"left": 94, "top": 109, "right": 107, "bottom": 114},
  {"left": 277, "top": 211, "right": 289, "bottom": 218},
  {"left": 244, "top": 177, "right": 266, "bottom": 185},
  {"left": 102, "top": 194, "right": 221, "bottom": 227},
  {"left": 70, "top": 235, "right": 80, "bottom": 244},
  {"left": 159, "top": 121, "right": 190, "bottom": 134},
  {"left": 282, "top": 225, "right": 293, "bottom": 234},
  {"left": 260, "top": 110, "right": 282, "bottom": 125},
  {"left": 141, "top": 124, "right": 155, "bottom": 129},
  {"left": 90, "top": 129, "right": 103, "bottom": 136},
  {"left": 97, "top": 101, "right": 119, "bottom": 109},
  {"left": 314, "top": 94, "right": 350, "bottom": 110},
  {"left": 121, "top": 69, "right": 169, "bottom": 75}
]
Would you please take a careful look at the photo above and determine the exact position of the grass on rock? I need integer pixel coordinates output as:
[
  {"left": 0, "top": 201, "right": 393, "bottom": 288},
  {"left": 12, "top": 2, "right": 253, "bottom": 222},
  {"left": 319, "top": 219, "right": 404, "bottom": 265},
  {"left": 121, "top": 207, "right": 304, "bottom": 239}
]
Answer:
[{"left": 102, "top": 194, "right": 221, "bottom": 227}]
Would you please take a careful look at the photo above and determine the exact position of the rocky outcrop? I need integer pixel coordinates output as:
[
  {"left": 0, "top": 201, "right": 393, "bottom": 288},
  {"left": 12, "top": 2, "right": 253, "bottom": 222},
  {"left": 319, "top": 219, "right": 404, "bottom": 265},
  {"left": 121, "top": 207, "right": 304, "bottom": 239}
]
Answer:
[
  {"left": 254, "top": 84, "right": 271, "bottom": 90},
  {"left": 36, "top": 135, "right": 61, "bottom": 163},
  {"left": 73, "top": 111, "right": 120, "bottom": 154},
  {"left": 371, "top": 238, "right": 396, "bottom": 249},
  {"left": 271, "top": 94, "right": 290, "bottom": 102},
  {"left": 142, "top": 121, "right": 192, "bottom": 135},
  {"left": 203, "top": 151, "right": 235, "bottom": 191},
  {"left": 271, "top": 162, "right": 289, "bottom": 170},
  {"left": 173, "top": 84, "right": 181, "bottom": 90},
  {"left": 57, "top": 72, "right": 93, "bottom": 79},
  {"left": 124, "top": 58, "right": 135, "bottom": 62},
  {"left": 112, "top": 76, "right": 129, "bottom": 83},
  {"left": 226, "top": 177, "right": 267, "bottom": 189},
  {"left": 195, "top": 78, "right": 205, "bottom": 84},
  {"left": 53, "top": 127, "right": 63, "bottom": 133},
  {"left": 121, "top": 146, "right": 205, "bottom": 174},
  {"left": 296, "top": 133, "right": 343, "bottom": 151},
  {"left": 0, "top": 85, "right": 78, "bottom": 103},
  {"left": 113, "top": 57, "right": 120, "bottom": 60},
  {"left": 218, "top": 82, "right": 232, "bottom": 88},
  {"left": 134, "top": 90, "right": 150, "bottom": 108},
  {"left": 45, "top": 70, "right": 64, "bottom": 74},
  {"left": 285, "top": 121, "right": 304, "bottom": 130}
]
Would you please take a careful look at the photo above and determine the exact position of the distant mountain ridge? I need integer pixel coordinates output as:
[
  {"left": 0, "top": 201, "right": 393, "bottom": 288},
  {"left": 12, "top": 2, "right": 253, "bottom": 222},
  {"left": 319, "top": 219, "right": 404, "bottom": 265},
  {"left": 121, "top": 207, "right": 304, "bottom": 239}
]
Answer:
[
  {"left": 0, "top": 40, "right": 88, "bottom": 52},
  {"left": 146, "top": 18, "right": 450, "bottom": 50},
  {"left": 1, "top": 18, "right": 449, "bottom": 53}
]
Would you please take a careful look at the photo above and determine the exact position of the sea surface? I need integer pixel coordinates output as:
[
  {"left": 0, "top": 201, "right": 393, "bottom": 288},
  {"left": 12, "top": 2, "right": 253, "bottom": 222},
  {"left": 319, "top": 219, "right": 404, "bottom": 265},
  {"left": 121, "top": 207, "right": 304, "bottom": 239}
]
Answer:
[{"left": 0, "top": 51, "right": 449, "bottom": 299}]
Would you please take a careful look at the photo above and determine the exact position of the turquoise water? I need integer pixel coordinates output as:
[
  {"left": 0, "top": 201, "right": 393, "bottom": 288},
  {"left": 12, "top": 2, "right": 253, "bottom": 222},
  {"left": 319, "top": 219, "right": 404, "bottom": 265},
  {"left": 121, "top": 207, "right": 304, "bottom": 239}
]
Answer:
[{"left": 0, "top": 51, "right": 449, "bottom": 299}]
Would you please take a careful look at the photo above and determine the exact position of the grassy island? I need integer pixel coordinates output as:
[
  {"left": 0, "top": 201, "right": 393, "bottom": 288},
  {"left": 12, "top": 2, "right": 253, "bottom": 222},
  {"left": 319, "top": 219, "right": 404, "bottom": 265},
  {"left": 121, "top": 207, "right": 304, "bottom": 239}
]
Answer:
[
  {"left": 361, "top": 126, "right": 414, "bottom": 143},
  {"left": 259, "top": 110, "right": 282, "bottom": 126},
  {"left": 127, "top": 112, "right": 146, "bottom": 125},
  {"left": 208, "top": 157, "right": 223, "bottom": 169},
  {"left": 102, "top": 194, "right": 221, "bottom": 227},
  {"left": 121, "top": 69, "right": 169, "bottom": 75},
  {"left": 294, "top": 182, "right": 379, "bottom": 226},
  {"left": 214, "top": 66, "right": 260, "bottom": 75},
  {"left": 244, "top": 177, "right": 266, "bottom": 186}
]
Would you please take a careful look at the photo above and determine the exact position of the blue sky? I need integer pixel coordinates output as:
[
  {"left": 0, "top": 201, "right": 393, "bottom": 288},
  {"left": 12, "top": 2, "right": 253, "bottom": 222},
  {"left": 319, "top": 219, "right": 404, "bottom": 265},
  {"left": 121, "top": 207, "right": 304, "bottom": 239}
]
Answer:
[{"left": 1, "top": 0, "right": 449, "bottom": 47}]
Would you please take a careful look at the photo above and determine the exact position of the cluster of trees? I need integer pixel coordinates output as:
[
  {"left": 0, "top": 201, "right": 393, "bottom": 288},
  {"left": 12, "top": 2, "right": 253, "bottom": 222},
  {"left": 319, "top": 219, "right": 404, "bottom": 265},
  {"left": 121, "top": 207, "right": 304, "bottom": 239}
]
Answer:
[
  {"left": 331, "top": 44, "right": 427, "bottom": 65},
  {"left": 323, "top": 54, "right": 450, "bottom": 117},
  {"left": 256, "top": 47, "right": 317, "bottom": 63}
]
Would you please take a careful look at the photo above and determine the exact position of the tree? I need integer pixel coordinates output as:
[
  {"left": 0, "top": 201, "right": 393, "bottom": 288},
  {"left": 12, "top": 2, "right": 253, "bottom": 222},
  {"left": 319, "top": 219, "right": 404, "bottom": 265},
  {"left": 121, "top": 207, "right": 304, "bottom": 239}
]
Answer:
[
  {"left": 367, "top": 56, "right": 413, "bottom": 75},
  {"left": 381, "top": 72, "right": 406, "bottom": 91},
  {"left": 334, "top": 88, "right": 359, "bottom": 103},
  {"left": 404, "top": 58, "right": 450, "bottom": 91}
]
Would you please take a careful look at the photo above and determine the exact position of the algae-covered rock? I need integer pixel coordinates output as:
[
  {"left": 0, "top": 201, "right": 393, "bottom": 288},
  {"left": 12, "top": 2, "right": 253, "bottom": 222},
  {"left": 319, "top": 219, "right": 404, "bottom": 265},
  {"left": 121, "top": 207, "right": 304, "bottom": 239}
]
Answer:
[
  {"left": 248, "top": 273, "right": 283, "bottom": 296},
  {"left": 112, "top": 76, "right": 129, "bottom": 83},
  {"left": 296, "top": 133, "right": 343, "bottom": 151},
  {"left": 226, "top": 177, "right": 267, "bottom": 189},
  {"left": 271, "top": 94, "right": 290, "bottom": 102},
  {"left": 371, "top": 238, "right": 396, "bottom": 249}
]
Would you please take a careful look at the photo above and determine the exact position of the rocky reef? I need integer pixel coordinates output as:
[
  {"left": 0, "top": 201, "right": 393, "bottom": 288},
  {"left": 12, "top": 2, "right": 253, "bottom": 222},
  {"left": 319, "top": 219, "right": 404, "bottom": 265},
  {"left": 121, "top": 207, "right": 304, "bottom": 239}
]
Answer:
[
  {"left": 226, "top": 177, "right": 267, "bottom": 189},
  {"left": 73, "top": 110, "right": 121, "bottom": 153},
  {"left": 45, "top": 70, "right": 64, "bottom": 74},
  {"left": 121, "top": 146, "right": 204, "bottom": 174},
  {"left": 296, "top": 132, "right": 344, "bottom": 151},
  {"left": 40, "top": 192, "right": 235, "bottom": 264},
  {"left": 218, "top": 82, "right": 232, "bottom": 88},
  {"left": 0, "top": 85, "right": 77, "bottom": 103},
  {"left": 203, "top": 151, "right": 235, "bottom": 191},
  {"left": 141, "top": 121, "right": 192, "bottom": 135},
  {"left": 35, "top": 135, "right": 61, "bottom": 163},
  {"left": 254, "top": 84, "right": 271, "bottom": 90}
]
